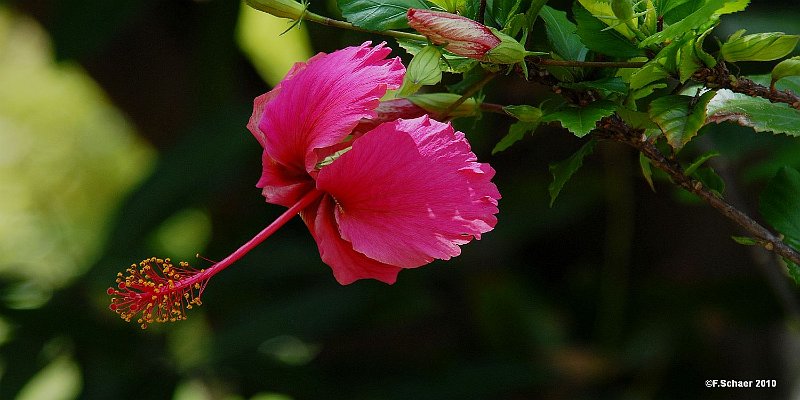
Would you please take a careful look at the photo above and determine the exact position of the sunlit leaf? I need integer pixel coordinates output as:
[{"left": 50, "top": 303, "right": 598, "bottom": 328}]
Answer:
[
  {"left": 678, "top": 37, "right": 701, "bottom": 83},
  {"left": 577, "top": 0, "right": 636, "bottom": 38},
  {"left": 772, "top": 57, "right": 800, "bottom": 86},
  {"left": 573, "top": 2, "right": 643, "bottom": 58},
  {"left": 706, "top": 89, "right": 800, "bottom": 137},
  {"left": 541, "top": 100, "right": 617, "bottom": 137},
  {"left": 717, "top": 0, "right": 749, "bottom": 14},
  {"left": 721, "top": 31, "right": 800, "bottom": 62},
  {"left": 639, "top": 0, "right": 724, "bottom": 47},
  {"left": 648, "top": 91, "right": 716, "bottom": 150},
  {"left": 694, "top": 25, "right": 717, "bottom": 67},
  {"left": 338, "top": 0, "right": 431, "bottom": 30},
  {"left": 548, "top": 139, "right": 598, "bottom": 206}
]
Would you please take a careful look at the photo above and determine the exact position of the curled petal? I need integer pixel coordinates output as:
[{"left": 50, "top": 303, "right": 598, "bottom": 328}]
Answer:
[
  {"left": 258, "top": 42, "right": 405, "bottom": 175},
  {"left": 301, "top": 195, "right": 402, "bottom": 284},
  {"left": 316, "top": 116, "right": 500, "bottom": 269}
]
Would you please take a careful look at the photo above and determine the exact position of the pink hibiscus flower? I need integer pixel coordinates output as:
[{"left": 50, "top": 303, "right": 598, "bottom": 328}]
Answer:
[{"left": 108, "top": 42, "right": 500, "bottom": 328}]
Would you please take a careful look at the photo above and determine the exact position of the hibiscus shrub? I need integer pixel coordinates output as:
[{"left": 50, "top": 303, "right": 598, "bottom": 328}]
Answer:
[{"left": 109, "top": 0, "right": 800, "bottom": 329}]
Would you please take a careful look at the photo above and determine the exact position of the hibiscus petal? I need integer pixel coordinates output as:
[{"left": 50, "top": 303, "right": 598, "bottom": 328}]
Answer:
[
  {"left": 316, "top": 116, "right": 500, "bottom": 269},
  {"left": 258, "top": 42, "right": 405, "bottom": 174},
  {"left": 301, "top": 195, "right": 402, "bottom": 284}
]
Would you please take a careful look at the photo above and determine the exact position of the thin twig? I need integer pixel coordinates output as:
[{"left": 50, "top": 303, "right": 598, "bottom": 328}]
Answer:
[
  {"left": 594, "top": 116, "right": 800, "bottom": 267},
  {"left": 441, "top": 72, "right": 499, "bottom": 118},
  {"left": 694, "top": 62, "right": 800, "bottom": 110},
  {"left": 527, "top": 56, "right": 647, "bottom": 69},
  {"left": 313, "top": 16, "right": 427, "bottom": 41}
]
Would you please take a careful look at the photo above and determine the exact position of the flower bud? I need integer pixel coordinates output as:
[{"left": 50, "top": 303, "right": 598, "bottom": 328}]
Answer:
[
  {"left": 246, "top": 0, "right": 306, "bottom": 20},
  {"left": 407, "top": 9, "right": 525, "bottom": 64}
]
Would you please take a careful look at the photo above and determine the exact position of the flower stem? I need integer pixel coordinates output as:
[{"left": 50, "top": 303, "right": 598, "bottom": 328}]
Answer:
[
  {"left": 196, "top": 189, "right": 323, "bottom": 282},
  {"left": 109, "top": 189, "right": 324, "bottom": 328}
]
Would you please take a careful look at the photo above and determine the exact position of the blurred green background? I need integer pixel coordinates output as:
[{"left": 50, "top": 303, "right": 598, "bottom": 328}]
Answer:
[{"left": 0, "top": 0, "right": 799, "bottom": 399}]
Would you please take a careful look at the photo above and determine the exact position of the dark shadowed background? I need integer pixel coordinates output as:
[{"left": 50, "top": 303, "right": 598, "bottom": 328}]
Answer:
[{"left": 1, "top": 0, "right": 799, "bottom": 399}]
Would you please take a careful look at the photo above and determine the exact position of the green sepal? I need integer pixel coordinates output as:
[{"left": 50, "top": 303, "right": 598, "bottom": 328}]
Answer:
[
  {"left": 399, "top": 45, "right": 443, "bottom": 96},
  {"left": 484, "top": 28, "right": 527, "bottom": 65}
]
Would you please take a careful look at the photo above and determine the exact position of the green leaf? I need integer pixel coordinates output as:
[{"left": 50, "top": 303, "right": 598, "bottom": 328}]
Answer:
[
  {"left": 760, "top": 166, "right": 800, "bottom": 248},
  {"left": 678, "top": 36, "right": 701, "bottom": 83},
  {"left": 561, "top": 77, "right": 628, "bottom": 94},
  {"left": 503, "top": 105, "right": 543, "bottom": 122},
  {"left": 399, "top": 45, "right": 443, "bottom": 96},
  {"left": 542, "top": 100, "right": 616, "bottom": 137},
  {"left": 717, "top": 0, "right": 749, "bottom": 14},
  {"left": 549, "top": 139, "right": 598, "bottom": 206},
  {"left": 772, "top": 56, "right": 800, "bottom": 86},
  {"left": 490, "top": 0, "right": 522, "bottom": 28},
  {"left": 577, "top": 0, "right": 636, "bottom": 39},
  {"left": 628, "top": 61, "right": 669, "bottom": 90},
  {"left": 648, "top": 91, "right": 715, "bottom": 150},
  {"left": 639, "top": 0, "right": 725, "bottom": 47},
  {"left": 338, "top": 0, "right": 431, "bottom": 30},
  {"left": 721, "top": 31, "right": 800, "bottom": 62},
  {"left": 493, "top": 105, "right": 543, "bottom": 153},
  {"left": 493, "top": 121, "right": 539, "bottom": 154},
  {"left": 731, "top": 236, "right": 757, "bottom": 245},
  {"left": 617, "top": 107, "right": 658, "bottom": 129},
  {"left": 706, "top": 89, "right": 800, "bottom": 137},
  {"left": 654, "top": 0, "right": 691, "bottom": 16},
  {"left": 539, "top": 5, "right": 589, "bottom": 61},
  {"left": 786, "top": 261, "right": 800, "bottom": 286},
  {"left": 524, "top": 0, "right": 549, "bottom": 27},
  {"left": 684, "top": 150, "right": 720, "bottom": 176},
  {"left": 573, "top": 3, "right": 643, "bottom": 59},
  {"left": 748, "top": 74, "right": 800, "bottom": 95},
  {"left": 639, "top": 152, "right": 656, "bottom": 191},
  {"left": 693, "top": 166, "right": 725, "bottom": 195},
  {"left": 760, "top": 166, "right": 800, "bottom": 284},
  {"left": 408, "top": 93, "right": 478, "bottom": 117},
  {"left": 398, "top": 39, "right": 477, "bottom": 73},
  {"left": 427, "top": 0, "right": 462, "bottom": 13},
  {"left": 694, "top": 25, "right": 717, "bottom": 67}
]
